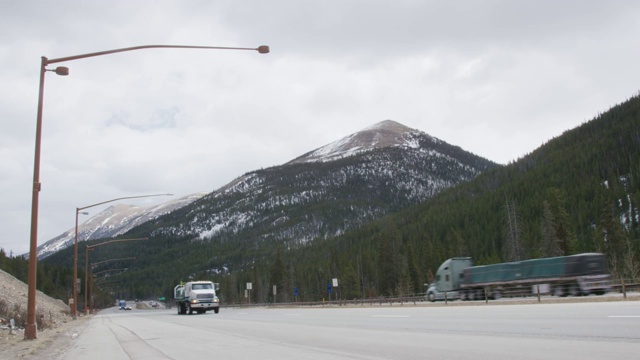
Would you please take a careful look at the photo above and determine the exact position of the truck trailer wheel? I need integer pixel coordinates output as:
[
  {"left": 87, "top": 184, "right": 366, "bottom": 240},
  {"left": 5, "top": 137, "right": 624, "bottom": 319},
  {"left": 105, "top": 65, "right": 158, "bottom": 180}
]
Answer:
[
  {"left": 568, "top": 284, "right": 579, "bottom": 297},
  {"left": 427, "top": 292, "right": 436, "bottom": 302}
]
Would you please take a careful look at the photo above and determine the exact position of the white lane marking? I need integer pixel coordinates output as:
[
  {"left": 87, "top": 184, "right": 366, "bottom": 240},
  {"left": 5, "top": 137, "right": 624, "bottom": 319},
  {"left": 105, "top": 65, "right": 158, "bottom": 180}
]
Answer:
[
  {"left": 608, "top": 315, "right": 640, "bottom": 318},
  {"left": 372, "top": 315, "right": 410, "bottom": 318}
]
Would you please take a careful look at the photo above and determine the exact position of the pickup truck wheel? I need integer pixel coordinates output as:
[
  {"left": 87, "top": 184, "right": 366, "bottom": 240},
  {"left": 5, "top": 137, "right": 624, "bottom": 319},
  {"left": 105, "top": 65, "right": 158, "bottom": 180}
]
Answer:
[
  {"left": 214, "top": 308, "right": 220, "bottom": 314},
  {"left": 188, "top": 304, "right": 193, "bottom": 315}
]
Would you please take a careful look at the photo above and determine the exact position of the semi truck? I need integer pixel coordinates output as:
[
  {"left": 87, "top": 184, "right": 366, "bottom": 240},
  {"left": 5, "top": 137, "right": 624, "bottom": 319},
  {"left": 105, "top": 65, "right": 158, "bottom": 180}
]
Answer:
[
  {"left": 426, "top": 253, "right": 611, "bottom": 302},
  {"left": 174, "top": 281, "right": 220, "bottom": 315}
]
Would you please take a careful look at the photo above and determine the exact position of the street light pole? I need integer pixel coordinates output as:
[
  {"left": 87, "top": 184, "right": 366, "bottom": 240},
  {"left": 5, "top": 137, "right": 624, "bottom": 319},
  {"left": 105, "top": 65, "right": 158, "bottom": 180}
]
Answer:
[
  {"left": 25, "top": 43, "right": 269, "bottom": 339},
  {"left": 71, "top": 209, "right": 88, "bottom": 319},
  {"left": 25, "top": 57, "right": 69, "bottom": 339},
  {"left": 72, "top": 193, "right": 171, "bottom": 320},
  {"left": 84, "top": 238, "right": 147, "bottom": 314},
  {"left": 89, "top": 257, "right": 136, "bottom": 312}
]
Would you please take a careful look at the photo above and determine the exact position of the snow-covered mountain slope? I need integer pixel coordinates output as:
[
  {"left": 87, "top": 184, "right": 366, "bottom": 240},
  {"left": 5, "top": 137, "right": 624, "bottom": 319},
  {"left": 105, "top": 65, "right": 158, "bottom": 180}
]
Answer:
[
  {"left": 34, "top": 192, "right": 206, "bottom": 259},
  {"left": 37, "top": 119, "right": 498, "bottom": 261},
  {"left": 289, "top": 120, "right": 422, "bottom": 164},
  {"left": 150, "top": 120, "right": 498, "bottom": 249}
]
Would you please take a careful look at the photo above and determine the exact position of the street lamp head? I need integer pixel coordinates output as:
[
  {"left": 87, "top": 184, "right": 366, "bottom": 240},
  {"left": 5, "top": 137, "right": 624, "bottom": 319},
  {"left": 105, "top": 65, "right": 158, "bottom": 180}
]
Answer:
[
  {"left": 257, "top": 45, "right": 270, "bottom": 54},
  {"left": 54, "top": 66, "right": 69, "bottom": 76}
]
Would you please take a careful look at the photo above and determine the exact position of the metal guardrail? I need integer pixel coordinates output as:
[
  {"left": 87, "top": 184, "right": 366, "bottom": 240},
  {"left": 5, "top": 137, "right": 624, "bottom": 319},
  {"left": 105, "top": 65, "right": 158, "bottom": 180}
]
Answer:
[
  {"left": 224, "top": 296, "right": 428, "bottom": 308},
  {"left": 222, "top": 279, "right": 640, "bottom": 308}
]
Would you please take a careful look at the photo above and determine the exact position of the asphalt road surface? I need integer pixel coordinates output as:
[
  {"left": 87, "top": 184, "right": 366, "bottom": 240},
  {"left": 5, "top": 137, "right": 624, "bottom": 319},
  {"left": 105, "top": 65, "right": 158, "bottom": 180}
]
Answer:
[{"left": 62, "top": 300, "right": 640, "bottom": 359}]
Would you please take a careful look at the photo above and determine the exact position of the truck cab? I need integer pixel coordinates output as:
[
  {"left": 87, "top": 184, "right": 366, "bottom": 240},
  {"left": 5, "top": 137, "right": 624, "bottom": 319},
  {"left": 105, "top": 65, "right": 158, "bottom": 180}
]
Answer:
[
  {"left": 426, "top": 257, "right": 473, "bottom": 302},
  {"left": 175, "top": 281, "right": 220, "bottom": 315},
  {"left": 118, "top": 299, "right": 131, "bottom": 310}
]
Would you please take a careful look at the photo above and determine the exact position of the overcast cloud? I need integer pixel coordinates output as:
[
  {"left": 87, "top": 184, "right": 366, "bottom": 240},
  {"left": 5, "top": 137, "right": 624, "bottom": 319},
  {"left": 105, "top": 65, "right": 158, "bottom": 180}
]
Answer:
[{"left": 1, "top": 0, "right": 640, "bottom": 255}]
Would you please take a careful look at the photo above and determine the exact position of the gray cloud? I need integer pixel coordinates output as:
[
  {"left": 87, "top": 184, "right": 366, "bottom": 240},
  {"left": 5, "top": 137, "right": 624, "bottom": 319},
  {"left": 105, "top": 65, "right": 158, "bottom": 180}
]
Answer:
[{"left": 1, "top": 0, "right": 640, "bottom": 254}]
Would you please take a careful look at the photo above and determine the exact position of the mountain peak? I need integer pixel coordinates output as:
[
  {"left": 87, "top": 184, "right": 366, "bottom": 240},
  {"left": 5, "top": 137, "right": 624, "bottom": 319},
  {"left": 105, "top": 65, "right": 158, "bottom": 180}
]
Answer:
[
  {"left": 364, "top": 119, "right": 414, "bottom": 133},
  {"left": 288, "top": 120, "right": 421, "bottom": 164}
]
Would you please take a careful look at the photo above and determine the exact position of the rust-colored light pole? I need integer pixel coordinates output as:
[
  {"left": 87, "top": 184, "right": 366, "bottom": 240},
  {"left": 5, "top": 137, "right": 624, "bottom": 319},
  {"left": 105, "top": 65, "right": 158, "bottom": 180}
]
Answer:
[
  {"left": 84, "top": 238, "right": 147, "bottom": 314},
  {"left": 71, "top": 209, "right": 88, "bottom": 319},
  {"left": 25, "top": 43, "right": 270, "bottom": 339},
  {"left": 89, "top": 257, "right": 136, "bottom": 312},
  {"left": 72, "top": 194, "right": 171, "bottom": 320}
]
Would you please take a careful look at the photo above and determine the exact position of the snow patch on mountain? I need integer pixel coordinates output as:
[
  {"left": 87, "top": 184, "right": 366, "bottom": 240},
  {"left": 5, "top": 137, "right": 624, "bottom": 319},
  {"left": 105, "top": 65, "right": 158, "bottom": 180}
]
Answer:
[
  {"left": 33, "top": 192, "right": 206, "bottom": 259},
  {"left": 288, "top": 120, "right": 430, "bottom": 164}
]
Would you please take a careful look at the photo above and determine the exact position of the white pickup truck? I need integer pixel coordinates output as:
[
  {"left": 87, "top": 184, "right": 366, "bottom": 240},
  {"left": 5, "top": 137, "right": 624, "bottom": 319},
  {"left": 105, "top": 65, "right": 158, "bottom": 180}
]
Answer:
[{"left": 174, "top": 281, "right": 220, "bottom": 315}]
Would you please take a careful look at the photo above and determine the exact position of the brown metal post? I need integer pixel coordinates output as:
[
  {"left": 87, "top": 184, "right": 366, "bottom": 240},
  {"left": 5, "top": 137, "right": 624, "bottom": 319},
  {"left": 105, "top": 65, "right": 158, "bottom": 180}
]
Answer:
[
  {"left": 85, "top": 246, "right": 90, "bottom": 314},
  {"left": 25, "top": 57, "right": 48, "bottom": 340},
  {"left": 71, "top": 209, "right": 79, "bottom": 319}
]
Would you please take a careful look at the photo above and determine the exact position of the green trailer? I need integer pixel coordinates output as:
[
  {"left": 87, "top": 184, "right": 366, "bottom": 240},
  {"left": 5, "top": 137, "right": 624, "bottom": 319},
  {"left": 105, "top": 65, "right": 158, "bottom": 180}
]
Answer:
[{"left": 427, "top": 253, "right": 611, "bottom": 301}]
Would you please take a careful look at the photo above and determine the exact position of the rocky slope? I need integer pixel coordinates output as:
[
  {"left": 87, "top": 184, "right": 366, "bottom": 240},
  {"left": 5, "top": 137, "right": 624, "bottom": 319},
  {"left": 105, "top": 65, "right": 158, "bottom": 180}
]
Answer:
[{"left": 0, "top": 269, "right": 86, "bottom": 359}]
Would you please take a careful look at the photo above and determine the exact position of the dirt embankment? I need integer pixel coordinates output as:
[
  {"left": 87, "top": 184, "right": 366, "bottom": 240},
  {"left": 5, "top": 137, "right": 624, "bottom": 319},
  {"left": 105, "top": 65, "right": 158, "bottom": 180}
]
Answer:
[{"left": 0, "top": 269, "right": 89, "bottom": 359}]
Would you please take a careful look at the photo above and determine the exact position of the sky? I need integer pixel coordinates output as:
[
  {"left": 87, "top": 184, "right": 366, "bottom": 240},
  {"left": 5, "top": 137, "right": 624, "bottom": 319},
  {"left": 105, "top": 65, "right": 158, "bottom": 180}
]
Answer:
[{"left": 1, "top": 0, "right": 640, "bottom": 255}]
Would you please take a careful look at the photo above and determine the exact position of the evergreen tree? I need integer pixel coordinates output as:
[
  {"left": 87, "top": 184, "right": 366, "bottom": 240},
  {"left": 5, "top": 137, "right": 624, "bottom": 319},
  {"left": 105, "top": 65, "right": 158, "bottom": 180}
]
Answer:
[
  {"left": 395, "top": 262, "right": 412, "bottom": 296},
  {"left": 0, "top": 248, "right": 6, "bottom": 270},
  {"left": 544, "top": 188, "right": 576, "bottom": 255},
  {"left": 339, "top": 260, "right": 361, "bottom": 299},
  {"left": 406, "top": 244, "right": 421, "bottom": 294},
  {"left": 503, "top": 196, "right": 524, "bottom": 261},
  {"left": 541, "top": 201, "right": 562, "bottom": 257},
  {"left": 599, "top": 199, "right": 627, "bottom": 278},
  {"left": 270, "top": 248, "right": 286, "bottom": 302},
  {"left": 377, "top": 233, "right": 396, "bottom": 296}
]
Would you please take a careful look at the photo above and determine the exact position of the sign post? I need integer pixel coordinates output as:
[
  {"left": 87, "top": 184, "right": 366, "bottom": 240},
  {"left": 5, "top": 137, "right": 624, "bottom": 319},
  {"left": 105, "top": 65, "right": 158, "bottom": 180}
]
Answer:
[{"left": 273, "top": 285, "right": 277, "bottom": 304}]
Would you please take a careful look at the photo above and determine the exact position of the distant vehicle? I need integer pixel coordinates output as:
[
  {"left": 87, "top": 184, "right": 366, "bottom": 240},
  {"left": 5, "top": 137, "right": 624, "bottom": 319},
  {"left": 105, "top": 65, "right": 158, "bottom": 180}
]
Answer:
[
  {"left": 118, "top": 299, "right": 132, "bottom": 310},
  {"left": 174, "top": 281, "right": 220, "bottom": 315},
  {"left": 426, "top": 253, "right": 611, "bottom": 301}
]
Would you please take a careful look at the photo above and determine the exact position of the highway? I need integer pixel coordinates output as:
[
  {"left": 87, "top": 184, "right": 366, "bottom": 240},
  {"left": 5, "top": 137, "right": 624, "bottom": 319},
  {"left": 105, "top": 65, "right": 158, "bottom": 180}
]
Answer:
[{"left": 62, "top": 300, "right": 640, "bottom": 359}]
